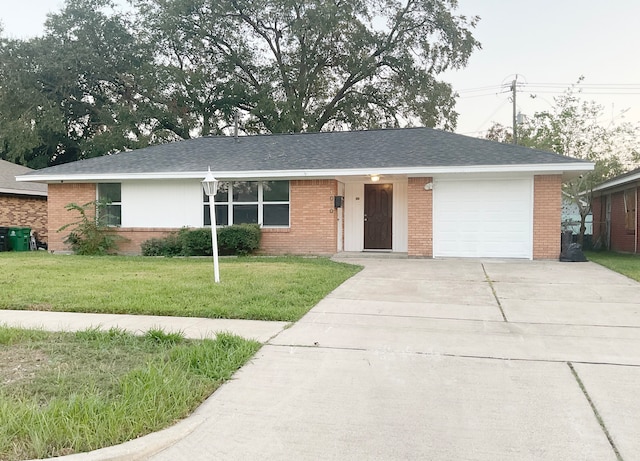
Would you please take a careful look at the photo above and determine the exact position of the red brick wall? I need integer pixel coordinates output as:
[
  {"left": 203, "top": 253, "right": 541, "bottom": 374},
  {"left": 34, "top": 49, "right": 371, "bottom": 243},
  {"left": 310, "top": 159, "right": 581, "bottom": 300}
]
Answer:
[
  {"left": 0, "top": 194, "right": 48, "bottom": 242},
  {"left": 533, "top": 175, "right": 562, "bottom": 259},
  {"left": 609, "top": 189, "right": 637, "bottom": 253},
  {"left": 407, "top": 177, "right": 433, "bottom": 257},
  {"left": 260, "top": 179, "right": 338, "bottom": 255},
  {"left": 48, "top": 183, "right": 96, "bottom": 252}
]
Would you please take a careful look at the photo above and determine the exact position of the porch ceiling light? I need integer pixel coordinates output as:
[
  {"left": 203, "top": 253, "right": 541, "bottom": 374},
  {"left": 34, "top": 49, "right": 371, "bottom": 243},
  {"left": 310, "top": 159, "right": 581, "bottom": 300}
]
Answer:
[{"left": 370, "top": 174, "right": 380, "bottom": 182}]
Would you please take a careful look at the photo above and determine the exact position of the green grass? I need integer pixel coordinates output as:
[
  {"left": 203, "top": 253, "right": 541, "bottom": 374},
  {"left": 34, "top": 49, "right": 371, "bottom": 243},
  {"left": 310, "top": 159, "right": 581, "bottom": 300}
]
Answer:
[
  {"left": 0, "top": 253, "right": 360, "bottom": 321},
  {"left": 0, "top": 326, "right": 260, "bottom": 461},
  {"left": 585, "top": 251, "right": 640, "bottom": 282}
]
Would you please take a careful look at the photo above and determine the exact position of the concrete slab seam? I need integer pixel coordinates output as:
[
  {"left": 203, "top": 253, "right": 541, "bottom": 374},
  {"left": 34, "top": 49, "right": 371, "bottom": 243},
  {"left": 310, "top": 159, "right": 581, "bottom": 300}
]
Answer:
[
  {"left": 481, "top": 263, "right": 508, "bottom": 322},
  {"left": 567, "top": 362, "right": 624, "bottom": 461},
  {"left": 300, "top": 311, "right": 640, "bottom": 330},
  {"left": 269, "top": 343, "right": 640, "bottom": 369}
]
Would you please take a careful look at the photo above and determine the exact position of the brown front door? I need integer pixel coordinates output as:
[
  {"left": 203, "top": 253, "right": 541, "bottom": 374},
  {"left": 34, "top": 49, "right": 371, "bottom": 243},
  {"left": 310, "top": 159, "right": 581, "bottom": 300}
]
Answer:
[{"left": 364, "top": 183, "right": 393, "bottom": 250}]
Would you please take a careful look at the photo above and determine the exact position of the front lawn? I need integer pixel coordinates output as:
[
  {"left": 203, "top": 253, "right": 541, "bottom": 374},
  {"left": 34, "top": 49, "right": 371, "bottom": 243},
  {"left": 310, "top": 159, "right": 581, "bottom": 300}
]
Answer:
[
  {"left": 585, "top": 251, "right": 640, "bottom": 282},
  {"left": 0, "top": 253, "right": 360, "bottom": 321},
  {"left": 0, "top": 326, "right": 260, "bottom": 461}
]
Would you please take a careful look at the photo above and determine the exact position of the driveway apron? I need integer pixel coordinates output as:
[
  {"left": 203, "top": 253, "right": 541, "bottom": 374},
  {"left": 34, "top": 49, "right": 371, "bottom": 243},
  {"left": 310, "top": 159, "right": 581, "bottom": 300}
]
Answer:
[{"left": 149, "top": 259, "right": 640, "bottom": 461}]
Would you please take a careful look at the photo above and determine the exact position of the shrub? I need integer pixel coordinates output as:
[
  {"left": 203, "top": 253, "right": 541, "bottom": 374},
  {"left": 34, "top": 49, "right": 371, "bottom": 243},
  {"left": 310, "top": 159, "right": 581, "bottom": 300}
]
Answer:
[
  {"left": 141, "top": 225, "right": 261, "bottom": 257},
  {"left": 178, "top": 228, "right": 213, "bottom": 256},
  {"left": 58, "top": 201, "right": 126, "bottom": 255},
  {"left": 217, "top": 224, "right": 261, "bottom": 256},
  {"left": 140, "top": 234, "right": 182, "bottom": 257}
]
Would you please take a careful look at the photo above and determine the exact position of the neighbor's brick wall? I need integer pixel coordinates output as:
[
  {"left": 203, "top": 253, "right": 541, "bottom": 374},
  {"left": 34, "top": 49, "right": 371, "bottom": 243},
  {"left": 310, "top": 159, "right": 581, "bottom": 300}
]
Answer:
[
  {"left": 0, "top": 194, "right": 48, "bottom": 242},
  {"left": 533, "top": 175, "right": 562, "bottom": 259},
  {"left": 48, "top": 183, "right": 96, "bottom": 252},
  {"left": 407, "top": 177, "right": 433, "bottom": 257},
  {"left": 260, "top": 179, "right": 338, "bottom": 255},
  {"left": 608, "top": 189, "right": 637, "bottom": 253}
]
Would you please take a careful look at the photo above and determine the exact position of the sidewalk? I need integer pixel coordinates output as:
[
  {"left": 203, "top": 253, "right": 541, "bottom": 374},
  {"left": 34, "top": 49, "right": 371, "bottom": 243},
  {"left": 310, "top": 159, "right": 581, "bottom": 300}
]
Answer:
[{"left": 0, "top": 310, "right": 288, "bottom": 343}]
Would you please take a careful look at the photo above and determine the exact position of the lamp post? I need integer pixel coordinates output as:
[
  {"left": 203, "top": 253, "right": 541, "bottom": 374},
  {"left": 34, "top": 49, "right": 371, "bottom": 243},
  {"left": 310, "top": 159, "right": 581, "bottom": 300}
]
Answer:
[{"left": 202, "top": 168, "right": 220, "bottom": 283}]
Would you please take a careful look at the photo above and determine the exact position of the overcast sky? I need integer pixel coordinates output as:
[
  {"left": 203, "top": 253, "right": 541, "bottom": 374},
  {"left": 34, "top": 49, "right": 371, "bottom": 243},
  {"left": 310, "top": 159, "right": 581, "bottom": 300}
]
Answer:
[{"left": 1, "top": 0, "right": 639, "bottom": 137}]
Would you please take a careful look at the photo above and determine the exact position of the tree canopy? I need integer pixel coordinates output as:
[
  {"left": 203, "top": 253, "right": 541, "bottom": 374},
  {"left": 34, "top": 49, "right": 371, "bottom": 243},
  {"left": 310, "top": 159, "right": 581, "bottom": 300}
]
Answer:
[{"left": 0, "top": 0, "right": 480, "bottom": 168}]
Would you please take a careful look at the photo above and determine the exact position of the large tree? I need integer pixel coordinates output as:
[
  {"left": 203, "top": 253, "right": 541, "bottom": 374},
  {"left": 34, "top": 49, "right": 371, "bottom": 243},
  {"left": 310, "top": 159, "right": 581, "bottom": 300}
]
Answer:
[
  {"left": 135, "top": 0, "right": 480, "bottom": 134},
  {"left": 0, "top": 0, "right": 173, "bottom": 167},
  {"left": 486, "top": 80, "right": 640, "bottom": 245}
]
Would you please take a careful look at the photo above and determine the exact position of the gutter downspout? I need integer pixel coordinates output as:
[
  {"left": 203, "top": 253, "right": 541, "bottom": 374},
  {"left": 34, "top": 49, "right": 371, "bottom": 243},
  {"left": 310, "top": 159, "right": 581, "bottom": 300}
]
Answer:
[{"left": 636, "top": 186, "right": 638, "bottom": 254}]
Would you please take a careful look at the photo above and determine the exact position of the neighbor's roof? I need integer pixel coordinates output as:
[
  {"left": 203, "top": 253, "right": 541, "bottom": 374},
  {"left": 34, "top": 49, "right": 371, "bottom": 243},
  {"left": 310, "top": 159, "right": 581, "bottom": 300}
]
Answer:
[
  {"left": 17, "top": 127, "right": 593, "bottom": 182},
  {"left": 0, "top": 159, "right": 47, "bottom": 195},
  {"left": 592, "top": 167, "right": 640, "bottom": 192}
]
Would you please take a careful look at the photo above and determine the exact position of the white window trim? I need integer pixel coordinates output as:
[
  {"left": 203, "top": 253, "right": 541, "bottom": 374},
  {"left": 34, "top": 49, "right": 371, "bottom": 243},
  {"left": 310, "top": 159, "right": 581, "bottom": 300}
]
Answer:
[
  {"left": 97, "top": 183, "right": 122, "bottom": 227},
  {"left": 204, "top": 181, "right": 290, "bottom": 228}
]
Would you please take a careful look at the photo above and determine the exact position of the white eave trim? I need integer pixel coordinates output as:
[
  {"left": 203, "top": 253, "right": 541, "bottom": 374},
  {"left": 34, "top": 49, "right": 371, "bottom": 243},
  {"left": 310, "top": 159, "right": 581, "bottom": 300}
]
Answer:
[
  {"left": 16, "top": 162, "right": 594, "bottom": 183},
  {"left": 0, "top": 187, "right": 47, "bottom": 196},
  {"left": 592, "top": 171, "right": 640, "bottom": 192}
]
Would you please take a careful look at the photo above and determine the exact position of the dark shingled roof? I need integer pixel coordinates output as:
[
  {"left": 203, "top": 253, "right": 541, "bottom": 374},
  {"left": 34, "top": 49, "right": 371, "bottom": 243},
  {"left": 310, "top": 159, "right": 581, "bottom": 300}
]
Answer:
[
  {"left": 20, "top": 127, "right": 587, "bottom": 178},
  {"left": 0, "top": 159, "right": 47, "bottom": 194}
]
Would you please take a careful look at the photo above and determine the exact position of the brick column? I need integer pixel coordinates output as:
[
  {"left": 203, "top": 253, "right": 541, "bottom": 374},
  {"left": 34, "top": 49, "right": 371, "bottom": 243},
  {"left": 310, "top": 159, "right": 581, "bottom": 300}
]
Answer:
[
  {"left": 408, "top": 177, "right": 433, "bottom": 257},
  {"left": 533, "top": 175, "right": 562, "bottom": 259},
  {"left": 48, "top": 183, "right": 96, "bottom": 252}
]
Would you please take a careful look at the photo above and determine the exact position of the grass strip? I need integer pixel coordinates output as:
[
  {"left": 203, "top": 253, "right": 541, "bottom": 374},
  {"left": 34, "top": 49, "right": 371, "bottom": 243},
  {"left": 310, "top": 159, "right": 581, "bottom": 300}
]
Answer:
[
  {"left": 585, "top": 251, "right": 640, "bottom": 282},
  {"left": 0, "top": 326, "right": 260, "bottom": 461},
  {"left": 0, "top": 254, "right": 361, "bottom": 321}
]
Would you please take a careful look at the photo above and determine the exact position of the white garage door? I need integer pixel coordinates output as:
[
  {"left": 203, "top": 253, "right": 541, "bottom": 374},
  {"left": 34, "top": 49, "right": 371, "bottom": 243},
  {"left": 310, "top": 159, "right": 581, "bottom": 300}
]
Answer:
[{"left": 433, "top": 178, "right": 533, "bottom": 258}]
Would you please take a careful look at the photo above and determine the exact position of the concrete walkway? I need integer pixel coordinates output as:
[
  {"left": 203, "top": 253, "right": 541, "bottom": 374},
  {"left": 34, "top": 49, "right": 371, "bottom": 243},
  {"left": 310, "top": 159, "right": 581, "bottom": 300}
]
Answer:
[
  {"left": 0, "top": 310, "right": 287, "bottom": 344},
  {"left": 7, "top": 258, "right": 640, "bottom": 460}
]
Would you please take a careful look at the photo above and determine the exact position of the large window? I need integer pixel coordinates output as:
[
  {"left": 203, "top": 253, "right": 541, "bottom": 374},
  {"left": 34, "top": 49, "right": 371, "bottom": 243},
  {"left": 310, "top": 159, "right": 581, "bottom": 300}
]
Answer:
[
  {"left": 97, "top": 183, "right": 121, "bottom": 226},
  {"left": 204, "top": 180, "right": 290, "bottom": 227}
]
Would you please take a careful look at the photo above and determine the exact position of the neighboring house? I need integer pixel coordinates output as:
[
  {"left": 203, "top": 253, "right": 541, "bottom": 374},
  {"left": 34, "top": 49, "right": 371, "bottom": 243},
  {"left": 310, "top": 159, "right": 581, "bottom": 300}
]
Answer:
[
  {"left": 592, "top": 167, "right": 640, "bottom": 254},
  {"left": 0, "top": 159, "right": 48, "bottom": 242},
  {"left": 17, "top": 127, "right": 593, "bottom": 259},
  {"left": 561, "top": 195, "right": 592, "bottom": 235}
]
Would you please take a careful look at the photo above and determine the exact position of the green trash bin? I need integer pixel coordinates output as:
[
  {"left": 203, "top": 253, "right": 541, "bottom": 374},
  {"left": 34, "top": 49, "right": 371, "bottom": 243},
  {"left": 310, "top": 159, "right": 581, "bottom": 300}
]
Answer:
[{"left": 8, "top": 227, "right": 31, "bottom": 251}]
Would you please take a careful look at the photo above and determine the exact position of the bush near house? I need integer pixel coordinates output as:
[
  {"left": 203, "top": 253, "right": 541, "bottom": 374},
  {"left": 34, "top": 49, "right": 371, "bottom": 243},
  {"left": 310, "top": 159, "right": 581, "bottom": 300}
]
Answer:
[{"left": 141, "top": 225, "right": 261, "bottom": 257}]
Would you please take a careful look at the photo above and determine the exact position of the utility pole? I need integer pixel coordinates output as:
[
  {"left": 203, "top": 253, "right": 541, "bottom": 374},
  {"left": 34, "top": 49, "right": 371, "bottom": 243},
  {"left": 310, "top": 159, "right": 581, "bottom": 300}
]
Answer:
[{"left": 511, "top": 75, "right": 518, "bottom": 144}]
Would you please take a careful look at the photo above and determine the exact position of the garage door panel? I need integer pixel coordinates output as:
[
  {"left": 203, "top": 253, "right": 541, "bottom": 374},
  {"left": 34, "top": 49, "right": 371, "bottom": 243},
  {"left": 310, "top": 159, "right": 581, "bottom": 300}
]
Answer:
[{"left": 434, "top": 179, "right": 533, "bottom": 259}]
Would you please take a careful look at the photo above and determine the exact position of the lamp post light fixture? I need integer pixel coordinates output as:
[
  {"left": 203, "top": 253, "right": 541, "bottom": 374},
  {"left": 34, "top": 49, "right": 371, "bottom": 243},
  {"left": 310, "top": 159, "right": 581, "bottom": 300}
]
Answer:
[{"left": 202, "top": 167, "right": 220, "bottom": 283}]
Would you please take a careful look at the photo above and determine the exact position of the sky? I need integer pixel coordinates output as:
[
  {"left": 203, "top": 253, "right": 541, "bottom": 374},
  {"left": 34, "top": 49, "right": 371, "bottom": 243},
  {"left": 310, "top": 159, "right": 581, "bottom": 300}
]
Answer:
[{"left": 1, "top": 0, "right": 639, "bottom": 138}]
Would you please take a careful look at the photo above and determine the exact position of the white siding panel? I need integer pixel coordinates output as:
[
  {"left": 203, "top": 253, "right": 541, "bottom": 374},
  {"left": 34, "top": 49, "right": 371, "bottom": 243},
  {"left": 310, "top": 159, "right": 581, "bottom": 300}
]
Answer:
[
  {"left": 392, "top": 180, "right": 408, "bottom": 252},
  {"left": 433, "top": 178, "right": 533, "bottom": 258},
  {"left": 344, "top": 182, "right": 364, "bottom": 251},
  {"left": 122, "top": 180, "right": 203, "bottom": 228}
]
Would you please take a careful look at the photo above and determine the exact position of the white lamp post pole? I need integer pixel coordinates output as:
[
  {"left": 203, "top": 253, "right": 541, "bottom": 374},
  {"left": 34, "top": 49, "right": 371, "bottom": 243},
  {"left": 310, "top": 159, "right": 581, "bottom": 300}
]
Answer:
[{"left": 202, "top": 168, "right": 220, "bottom": 283}]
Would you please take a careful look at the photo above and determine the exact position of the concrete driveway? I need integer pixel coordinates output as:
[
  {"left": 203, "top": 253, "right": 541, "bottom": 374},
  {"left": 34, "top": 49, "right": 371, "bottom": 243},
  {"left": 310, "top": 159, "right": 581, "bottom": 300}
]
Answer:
[{"left": 148, "top": 258, "right": 640, "bottom": 461}]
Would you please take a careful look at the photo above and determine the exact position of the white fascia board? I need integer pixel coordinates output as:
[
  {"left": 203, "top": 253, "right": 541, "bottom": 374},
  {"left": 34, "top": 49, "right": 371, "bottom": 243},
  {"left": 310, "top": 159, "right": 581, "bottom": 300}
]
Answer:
[
  {"left": 0, "top": 187, "right": 47, "bottom": 196},
  {"left": 592, "top": 171, "right": 640, "bottom": 192},
  {"left": 16, "top": 162, "right": 593, "bottom": 183}
]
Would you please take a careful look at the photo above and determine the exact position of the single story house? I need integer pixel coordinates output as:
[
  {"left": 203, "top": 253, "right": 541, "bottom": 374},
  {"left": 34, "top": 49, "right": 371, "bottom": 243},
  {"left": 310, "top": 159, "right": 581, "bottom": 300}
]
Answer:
[
  {"left": 0, "top": 159, "right": 48, "bottom": 242},
  {"left": 592, "top": 167, "right": 639, "bottom": 254},
  {"left": 17, "top": 127, "right": 593, "bottom": 259}
]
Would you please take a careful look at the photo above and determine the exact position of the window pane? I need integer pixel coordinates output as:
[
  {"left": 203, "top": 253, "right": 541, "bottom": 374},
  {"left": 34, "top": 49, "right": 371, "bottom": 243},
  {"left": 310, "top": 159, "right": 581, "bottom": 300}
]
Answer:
[
  {"left": 233, "top": 181, "right": 258, "bottom": 202},
  {"left": 263, "top": 181, "right": 289, "bottom": 202},
  {"left": 98, "top": 183, "right": 121, "bottom": 202},
  {"left": 204, "top": 204, "right": 210, "bottom": 225},
  {"left": 214, "top": 181, "right": 230, "bottom": 203},
  {"left": 263, "top": 204, "right": 289, "bottom": 226},
  {"left": 101, "top": 204, "right": 121, "bottom": 226},
  {"left": 204, "top": 205, "right": 228, "bottom": 226},
  {"left": 215, "top": 205, "right": 229, "bottom": 226},
  {"left": 233, "top": 205, "right": 258, "bottom": 224}
]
